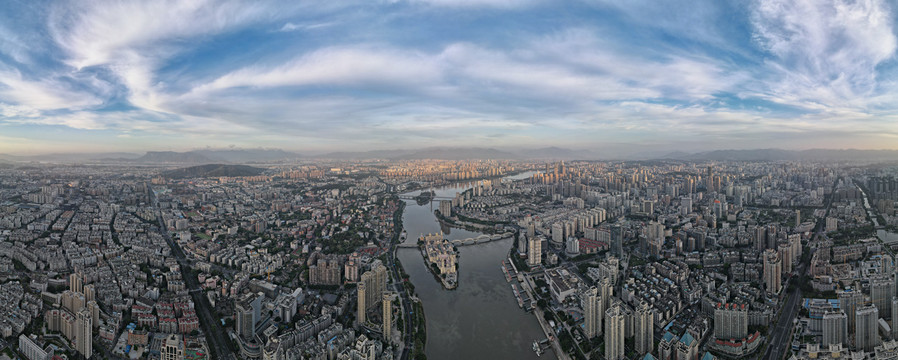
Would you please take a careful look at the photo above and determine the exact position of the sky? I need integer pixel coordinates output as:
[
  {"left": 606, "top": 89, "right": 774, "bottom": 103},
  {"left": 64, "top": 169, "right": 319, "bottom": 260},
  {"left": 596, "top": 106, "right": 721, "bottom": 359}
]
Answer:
[{"left": 1, "top": 0, "right": 898, "bottom": 155}]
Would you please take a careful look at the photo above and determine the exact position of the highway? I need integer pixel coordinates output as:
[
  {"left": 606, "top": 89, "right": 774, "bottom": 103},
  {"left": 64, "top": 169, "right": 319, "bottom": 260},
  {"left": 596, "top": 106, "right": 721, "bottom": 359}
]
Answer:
[{"left": 152, "top": 190, "right": 237, "bottom": 360}]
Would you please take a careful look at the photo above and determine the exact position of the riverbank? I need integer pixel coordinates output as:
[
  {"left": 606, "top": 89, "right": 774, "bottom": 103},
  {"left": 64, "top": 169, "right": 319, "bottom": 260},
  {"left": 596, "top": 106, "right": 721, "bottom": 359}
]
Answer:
[{"left": 395, "top": 171, "right": 551, "bottom": 360}]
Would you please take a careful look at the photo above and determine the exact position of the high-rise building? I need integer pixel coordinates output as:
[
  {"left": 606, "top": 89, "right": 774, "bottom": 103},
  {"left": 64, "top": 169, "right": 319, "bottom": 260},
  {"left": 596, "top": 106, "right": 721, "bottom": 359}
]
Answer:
[
  {"left": 873, "top": 277, "right": 894, "bottom": 320},
  {"left": 763, "top": 249, "right": 782, "bottom": 294},
  {"left": 235, "top": 294, "right": 260, "bottom": 339},
  {"left": 528, "top": 235, "right": 542, "bottom": 267},
  {"left": 795, "top": 210, "right": 801, "bottom": 228},
  {"left": 359, "top": 262, "right": 387, "bottom": 315},
  {"left": 611, "top": 224, "right": 623, "bottom": 258},
  {"left": 383, "top": 292, "right": 394, "bottom": 342},
  {"left": 551, "top": 222, "right": 564, "bottom": 247},
  {"left": 309, "top": 258, "right": 342, "bottom": 285},
  {"left": 357, "top": 281, "right": 367, "bottom": 325},
  {"left": 69, "top": 272, "right": 82, "bottom": 294},
  {"left": 439, "top": 200, "right": 452, "bottom": 217},
  {"left": 856, "top": 304, "right": 880, "bottom": 351},
  {"left": 635, "top": 302, "right": 654, "bottom": 355},
  {"left": 580, "top": 286, "right": 601, "bottom": 338},
  {"left": 838, "top": 290, "right": 865, "bottom": 333},
  {"left": 822, "top": 310, "right": 848, "bottom": 347},
  {"left": 599, "top": 277, "right": 613, "bottom": 310},
  {"left": 714, "top": 303, "right": 748, "bottom": 340},
  {"left": 605, "top": 305, "right": 625, "bottom": 360},
  {"left": 76, "top": 308, "right": 92, "bottom": 359},
  {"left": 565, "top": 237, "right": 580, "bottom": 257},
  {"left": 161, "top": 333, "right": 185, "bottom": 360},
  {"left": 893, "top": 297, "right": 898, "bottom": 340}
]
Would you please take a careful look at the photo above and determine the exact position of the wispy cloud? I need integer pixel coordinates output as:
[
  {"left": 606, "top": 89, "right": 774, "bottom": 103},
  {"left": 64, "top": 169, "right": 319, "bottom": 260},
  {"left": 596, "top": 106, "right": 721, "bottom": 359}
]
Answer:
[{"left": 0, "top": 0, "right": 897, "bottom": 152}]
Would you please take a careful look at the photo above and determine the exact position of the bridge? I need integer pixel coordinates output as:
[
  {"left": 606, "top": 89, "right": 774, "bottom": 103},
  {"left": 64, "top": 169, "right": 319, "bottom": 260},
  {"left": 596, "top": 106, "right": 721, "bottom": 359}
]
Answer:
[
  {"left": 397, "top": 194, "right": 454, "bottom": 201},
  {"left": 397, "top": 232, "right": 514, "bottom": 248}
]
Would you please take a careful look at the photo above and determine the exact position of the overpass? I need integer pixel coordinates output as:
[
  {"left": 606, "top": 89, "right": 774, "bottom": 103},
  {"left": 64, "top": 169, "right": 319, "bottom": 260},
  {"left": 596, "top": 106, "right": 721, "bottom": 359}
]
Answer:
[{"left": 397, "top": 232, "right": 514, "bottom": 248}]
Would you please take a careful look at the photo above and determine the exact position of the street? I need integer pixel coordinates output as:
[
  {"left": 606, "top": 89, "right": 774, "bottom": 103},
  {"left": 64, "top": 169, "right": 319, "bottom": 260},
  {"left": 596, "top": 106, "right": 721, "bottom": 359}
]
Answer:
[{"left": 152, "top": 191, "right": 237, "bottom": 360}]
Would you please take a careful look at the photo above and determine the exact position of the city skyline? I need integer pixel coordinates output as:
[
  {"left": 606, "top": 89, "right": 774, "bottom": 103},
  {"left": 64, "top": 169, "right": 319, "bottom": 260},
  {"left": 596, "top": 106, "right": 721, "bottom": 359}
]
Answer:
[{"left": 2, "top": 0, "right": 898, "bottom": 155}]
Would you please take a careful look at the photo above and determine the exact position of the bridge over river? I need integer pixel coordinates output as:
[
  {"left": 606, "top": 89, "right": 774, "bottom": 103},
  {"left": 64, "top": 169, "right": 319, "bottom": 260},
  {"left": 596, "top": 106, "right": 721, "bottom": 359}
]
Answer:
[{"left": 398, "top": 232, "right": 514, "bottom": 248}]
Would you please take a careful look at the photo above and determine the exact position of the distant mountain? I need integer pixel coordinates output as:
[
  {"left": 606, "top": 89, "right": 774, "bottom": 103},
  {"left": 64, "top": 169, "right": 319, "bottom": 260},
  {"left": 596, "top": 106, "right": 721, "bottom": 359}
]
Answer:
[
  {"left": 400, "top": 147, "right": 519, "bottom": 160},
  {"left": 660, "top": 148, "right": 898, "bottom": 162},
  {"left": 135, "top": 151, "right": 217, "bottom": 164},
  {"left": 519, "top": 147, "right": 597, "bottom": 159},
  {"left": 314, "top": 147, "right": 518, "bottom": 160},
  {"left": 191, "top": 148, "right": 300, "bottom": 163},
  {"left": 162, "top": 164, "right": 265, "bottom": 179},
  {"left": 0, "top": 152, "right": 141, "bottom": 162},
  {"left": 315, "top": 149, "right": 412, "bottom": 160}
]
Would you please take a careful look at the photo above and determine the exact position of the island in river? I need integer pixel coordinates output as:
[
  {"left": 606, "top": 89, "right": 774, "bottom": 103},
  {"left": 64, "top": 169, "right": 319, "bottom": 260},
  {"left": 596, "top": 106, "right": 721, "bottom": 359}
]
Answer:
[{"left": 419, "top": 232, "right": 458, "bottom": 289}]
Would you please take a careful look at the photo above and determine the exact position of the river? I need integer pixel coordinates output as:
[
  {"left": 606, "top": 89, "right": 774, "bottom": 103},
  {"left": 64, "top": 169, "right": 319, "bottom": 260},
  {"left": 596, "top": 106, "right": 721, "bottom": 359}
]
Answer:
[{"left": 397, "top": 172, "right": 554, "bottom": 360}]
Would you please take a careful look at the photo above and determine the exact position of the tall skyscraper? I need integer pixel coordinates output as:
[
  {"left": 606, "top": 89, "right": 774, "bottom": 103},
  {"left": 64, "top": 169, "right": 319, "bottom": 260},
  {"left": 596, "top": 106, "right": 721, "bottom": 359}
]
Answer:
[
  {"left": 763, "top": 249, "right": 782, "bottom": 294},
  {"left": 611, "top": 224, "right": 623, "bottom": 258},
  {"left": 383, "top": 292, "right": 393, "bottom": 342},
  {"left": 604, "top": 305, "right": 625, "bottom": 360},
  {"left": 528, "top": 235, "right": 542, "bottom": 267},
  {"left": 580, "top": 286, "right": 601, "bottom": 338},
  {"left": 822, "top": 310, "right": 847, "bottom": 347},
  {"left": 161, "top": 334, "right": 185, "bottom": 360},
  {"left": 714, "top": 303, "right": 748, "bottom": 340},
  {"left": 893, "top": 297, "right": 898, "bottom": 340},
  {"left": 76, "top": 308, "right": 92, "bottom": 359},
  {"left": 635, "top": 302, "right": 654, "bottom": 355},
  {"left": 357, "top": 281, "right": 367, "bottom": 325},
  {"left": 856, "top": 305, "right": 880, "bottom": 351},
  {"left": 872, "top": 277, "right": 894, "bottom": 319},
  {"left": 599, "top": 277, "right": 613, "bottom": 310}
]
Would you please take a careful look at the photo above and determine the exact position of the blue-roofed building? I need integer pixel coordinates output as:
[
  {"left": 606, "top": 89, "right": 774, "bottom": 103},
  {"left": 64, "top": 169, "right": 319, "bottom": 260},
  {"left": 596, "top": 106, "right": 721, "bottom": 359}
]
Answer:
[
  {"left": 702, "top": 352, "right": 717, "bottom": 360},
  {"left": 659, "top": 331, "right": 679, "bottom": 360},
  {"left": 677, "top": 332, "right": 699, "bottom": 360},
  {"left": 643, "top": 354, "right": 658, "bottom": 360}
]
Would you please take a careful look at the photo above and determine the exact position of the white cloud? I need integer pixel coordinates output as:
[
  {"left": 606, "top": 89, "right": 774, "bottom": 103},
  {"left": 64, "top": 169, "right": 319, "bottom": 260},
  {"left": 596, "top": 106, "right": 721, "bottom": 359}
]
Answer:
[
  {"left": 279, "top": 21, "right": 336, "bottom": 32},
  {"left": 188, "top": 46, "right": 444, "bottom": 96},
  {"left": 751, "top": 0, "right": 898, "bottom": 109},
  {"left": 392, "top": 0, "right": 540, "bottom": 8},
  {"left": 0, "top": 68, "right": 104, "bottom": 111}
]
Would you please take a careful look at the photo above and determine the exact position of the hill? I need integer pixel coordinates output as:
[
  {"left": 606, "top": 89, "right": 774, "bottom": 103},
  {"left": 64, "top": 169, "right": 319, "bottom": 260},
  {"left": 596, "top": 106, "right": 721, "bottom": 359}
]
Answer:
[
  {"left": 162, "top": 164, "right": 265, "bottom": 179},
  {"left": 136, "top": 151, "right": 216, "bottom": 164}
]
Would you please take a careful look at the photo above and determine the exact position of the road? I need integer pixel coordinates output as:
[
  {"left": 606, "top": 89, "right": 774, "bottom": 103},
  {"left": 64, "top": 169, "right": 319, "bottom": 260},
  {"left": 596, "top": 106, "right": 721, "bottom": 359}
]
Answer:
[
  {"left": 387, "top": 246, "right": 414, "bottom": 360},
  {"left": 152, "top": 190, "right": 237, "bottom": 360},
  {"left": 385, "top": 201, "right": 414, "bottom": 360},
  {"left": 763, "top": 285, "right": 801, "bottom": 360},
  {"left": 765, "top": 177, "right": 839, "bottom": 360}
]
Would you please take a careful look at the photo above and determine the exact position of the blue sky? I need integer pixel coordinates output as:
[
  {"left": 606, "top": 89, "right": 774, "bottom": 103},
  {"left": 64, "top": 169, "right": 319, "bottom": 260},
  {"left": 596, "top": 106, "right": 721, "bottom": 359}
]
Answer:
[{"left": 1, "top": 0, "right": 897, "bottom": 155}]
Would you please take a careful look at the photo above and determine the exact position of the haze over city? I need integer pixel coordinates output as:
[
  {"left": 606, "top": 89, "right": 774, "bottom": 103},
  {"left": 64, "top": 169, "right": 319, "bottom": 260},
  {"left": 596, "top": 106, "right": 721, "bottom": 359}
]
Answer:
[{"left": 2, "top": 0, "right": 898, "bottom": 155}]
